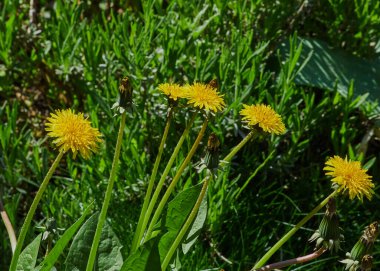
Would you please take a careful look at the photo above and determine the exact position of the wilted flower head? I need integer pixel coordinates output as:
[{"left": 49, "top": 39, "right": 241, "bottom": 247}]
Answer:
[
  {"left": 46, "top": 109, "right": 102, "bottom": 159},
  {"left": 158, "top": 83, "right": 186, "bottom": 101},
  {"left": 183, "top": 82, "right": 225, "bottom": 113},
  {"left": 341, "top": 222, "right": 378, "bottom": 271},
  {"left": 239, "top": 104, "right": 285, "bottom": 135},
  {"left": 324, "top": 156, "right": 375, "bottom": 201}
]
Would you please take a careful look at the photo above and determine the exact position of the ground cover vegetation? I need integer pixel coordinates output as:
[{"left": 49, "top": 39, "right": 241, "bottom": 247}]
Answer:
[{"left": 1, "top": 0, "right": 380, "bottom": 270}]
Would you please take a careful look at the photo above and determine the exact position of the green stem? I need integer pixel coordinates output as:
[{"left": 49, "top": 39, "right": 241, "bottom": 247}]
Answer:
[
  {"left": 145, "top": 119, "right": 208, "bottom": 241},
  {"left": 131, "top": 108, "right": 173, "bottom": 252},
  {"left": 223, "top": 130, "right": 255, "bottom": 163},
  {"left": 86, "top": 112, "right": 127, "bottom": 271},
  {"left": 161, "top": 175, "right": 211, "bottom": 270},
  {"left": 1, "top": 197, "right": 17, "bottom": 254},
  {"left": 9, "top": 150, "right": 64, "bottom": 271},
  {"left": 135, "top": 113, "right": 197, "bottom": 247},
  {"left": 252, "top": 190, "right": 338, "bottom": 269}
]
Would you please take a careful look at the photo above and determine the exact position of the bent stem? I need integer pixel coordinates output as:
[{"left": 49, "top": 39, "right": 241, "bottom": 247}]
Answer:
[
  {"left": 131, "top": 108, "right": 174, "bottom": 251},
  {"left": 253, "top": 247, "right": 327, "bottom": 271},
  {"left": 135, "top": 113, "right": 197, "bottom": 248},
  {"left": 86, "top": 112, "right": 127, "bottom": 271},
  {"left": 161, "top": 175, "right": 211, "bottom": 270},
  {"left": 10, "top": 150, "right": 64, "bottom": 271},
  {"left": 145, "top": 119, "right": 208, "bottom": 241},
  {"left": 222, "top": 130, "right": 255, "bottom": 163},
  {"left": 252, "top": 189, "right": 338, "bottom": 269},
  {"left": 0, "top": 198, "right": 17, "bottom": 254}
]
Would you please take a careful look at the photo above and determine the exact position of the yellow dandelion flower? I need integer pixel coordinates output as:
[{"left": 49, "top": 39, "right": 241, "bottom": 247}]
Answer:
[
  {"left": 239, "top": 104, "right": 285, "bottom": 134},
  {"left": 158, "top": 83, "right": 186, "bottom": 101},
  {"left": 324, "top": 156, "right": 375, "bottom": 201},
  {"left": 45, "top": 109, "right": 102, "bottom": 159},
  {"left": 183, "top": 82, "right": 225, "bottom": 112}
]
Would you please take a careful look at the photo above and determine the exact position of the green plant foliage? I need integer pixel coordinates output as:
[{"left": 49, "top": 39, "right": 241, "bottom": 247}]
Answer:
[
  {"left": 16, "top": 233, "right": 42, "bottom": 271},
  {"left": 64, "top": 213, "right": 123, "bottom": 271},
  {"left": 121, "top": 238, "right": 161, "bottom": 271},
  {"left": 35, "top": 204, "right": 93, "bottom": 271},
  {"left": 279, "top": 37, "right": 380, "bottom": 109}
]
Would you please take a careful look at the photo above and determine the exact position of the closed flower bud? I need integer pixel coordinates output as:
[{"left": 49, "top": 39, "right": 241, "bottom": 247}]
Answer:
[
  {"left": 360, "top": 255, "right": 373, "bottom": 271},
  {"left": 112, "top": 76, "right": 133, "bottom": 113},
  {"left": 208, "top": 78, "right": 219, "bottom": 90},
  {"left": 204, "top": 133, "right": 220, "bottom": 171},
  {"left": 350, "top": 222, "right": 378, "bottom": 261},
  {"left": 341, "top": 222, "right": 378, "bottom": 271},
  {"left": 309, "top": 198, "right": 343, "bottom": 252}
]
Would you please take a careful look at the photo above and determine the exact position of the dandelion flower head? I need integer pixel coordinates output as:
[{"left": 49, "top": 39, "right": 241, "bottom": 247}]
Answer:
[
  {"left": 183, "top": 82, "right": 225, "bottom": 113},
  {"left": 324, "top": 156, "right": 375, "bottom": 201},
  {"left": 46, "top": 109, "right": 102, "bottom": 159},
  {"left": 240, "top": 104, "right": 285, "bottom": 134},
  {"left": 158, "top": 83, "right": 186, "bottom": 101}
]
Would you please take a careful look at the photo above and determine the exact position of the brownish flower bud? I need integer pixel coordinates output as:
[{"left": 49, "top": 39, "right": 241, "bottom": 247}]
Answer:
[
  {"left": 112, "top": 76, "right": 133, "bottom": 113},
  {"left": 208, "top": 79, "right": 218, "bottom": 90},
  {"left": 361, "top": 255, "right": 373, "bottom": 271},
  {"left": 204, "top": 133, "right": 220, "bottom": 171}
]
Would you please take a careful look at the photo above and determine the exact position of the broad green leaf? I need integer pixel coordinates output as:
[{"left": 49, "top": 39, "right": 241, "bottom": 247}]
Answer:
[
  {"left": 64, "top": 213, "right": 98, "bottom": 271},
  {"left": 35, "top": 205, "right": 93, "bottom": 271},
  {"left": 17, "top": 233, "right": 42, "bottom": 271},
  {"left": 279, "top": 37, "right": 380, "bottom": 112},
  {"left": 122, "top": 184, "right": 204, "bottom": 270},
  {"left": 159, "top": 183, "right": 203, "bottom": 262},
  {"left": 97, "top": 218, "right": 123, "bottom": 271},
  {"left": 181, "top": 195, "right": 207, "bottom": 254},
  {"left": 64, "top": 213, "right": 123, "bottom": 271},
  {"left": 120, "top": 238, "right": 161, "bottom": 271}
]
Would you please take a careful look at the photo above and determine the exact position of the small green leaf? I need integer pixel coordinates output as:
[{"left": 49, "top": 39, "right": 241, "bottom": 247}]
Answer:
[
  {"left": 17, "top": 233, "right": 42, "bottom": 271},
  {"left": 35, "top": 204, "right": 93, "bottom": 271}
]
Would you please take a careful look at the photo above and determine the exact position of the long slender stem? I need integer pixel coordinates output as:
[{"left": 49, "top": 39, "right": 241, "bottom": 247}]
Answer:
[
  {"left": 135, "top": 113, "right": 197, "bottom": 247},
  {"left": 0, "top": 199, "right": 17, "bottom": 254},
  {"left": 161, "top": 175, "right": 211, "bottom": 270},
  {"left": 145, "top": 119, "right": 208, "bottom": 241},
  {"left": 131, "top": 108, "right": 174, "bottom": 251},
  {"left": 86, "top": 112, "right": 127, "bottom": 271},
  {"left": 252, "top": 190, "right": 338, "bottom": 269},
  {"left": 10, "top": 150, "right": 64, "bottom": 271},
  {"left": 253, "top": 247, "right": 327, "bottom": 271},
  {"left": 222, "top": 130, "right": 255, "bottom": 163}
]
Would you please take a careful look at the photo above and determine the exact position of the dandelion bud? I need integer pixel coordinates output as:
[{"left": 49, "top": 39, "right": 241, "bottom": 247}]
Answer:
[
  {"left": 208, "top": 79, "right": 218, "bottom": 90},
  {"left": 204, "top": 133, "right": 220, "bottom": 171},
  {"left": 341, "top": 222, "right": 378, "bottom": 271},
  {"left": 112, "top": 76, "right": 133, "bottom": 113},
  {"left": 309, "top": 198, "right": 343, "bottom": 252},
  {"left": 350, "top": 222, "right": 378, "bottom": 261},
  {"left": 360, "top": 255, "right": 373, "bottom": 271}
]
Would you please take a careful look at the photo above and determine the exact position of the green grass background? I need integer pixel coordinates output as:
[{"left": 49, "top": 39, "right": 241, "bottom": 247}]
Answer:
[{"left": 1, "top": 0, "right": 380, "bottom": 270}]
